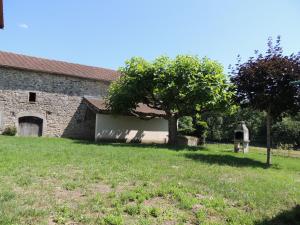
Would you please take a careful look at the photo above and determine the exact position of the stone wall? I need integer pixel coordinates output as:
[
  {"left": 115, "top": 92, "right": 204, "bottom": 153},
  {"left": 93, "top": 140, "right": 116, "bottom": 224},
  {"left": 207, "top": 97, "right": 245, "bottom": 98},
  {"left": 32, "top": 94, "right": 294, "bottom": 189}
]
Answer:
[{"left": 0, "top": 67, "right": 108, "bottom": 139}]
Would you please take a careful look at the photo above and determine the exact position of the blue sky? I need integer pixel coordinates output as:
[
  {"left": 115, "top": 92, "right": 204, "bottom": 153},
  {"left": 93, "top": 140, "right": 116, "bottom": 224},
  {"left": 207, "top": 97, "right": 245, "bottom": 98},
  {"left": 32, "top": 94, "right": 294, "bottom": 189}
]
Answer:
[{"left": 1, "top": 0, "right": 300, "bottom": 72}]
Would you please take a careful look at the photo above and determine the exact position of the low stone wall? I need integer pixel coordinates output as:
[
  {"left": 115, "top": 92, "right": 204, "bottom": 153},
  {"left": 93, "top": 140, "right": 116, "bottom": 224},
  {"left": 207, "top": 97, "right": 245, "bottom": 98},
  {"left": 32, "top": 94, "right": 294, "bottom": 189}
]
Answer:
[{"left": 177, "top": 135, "right": 199, "bottom": 147}]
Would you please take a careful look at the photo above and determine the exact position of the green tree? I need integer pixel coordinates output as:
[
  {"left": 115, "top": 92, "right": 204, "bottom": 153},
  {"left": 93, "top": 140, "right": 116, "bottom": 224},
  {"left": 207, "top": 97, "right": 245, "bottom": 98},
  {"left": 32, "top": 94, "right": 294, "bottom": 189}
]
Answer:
[
  {"left": 203, "top": 112, "right": 224, "bottom": 142},
  {"left": 178, "top": 116, "right": 208, "bottom": 144},
  {"left": 108, "top": 55, "right": 233, "bottom": 145},
  {"left": 220, "top": 108, "right": 266, "bottom": 144},
  {"left": 231, "top": 37, "right": 300, "bottom": 165},
  {"left": 178, "top": 116, "right": 195, "bottom": 135},
  {"left": 272, "top": 115, "right": 300, "bottom": 149}
]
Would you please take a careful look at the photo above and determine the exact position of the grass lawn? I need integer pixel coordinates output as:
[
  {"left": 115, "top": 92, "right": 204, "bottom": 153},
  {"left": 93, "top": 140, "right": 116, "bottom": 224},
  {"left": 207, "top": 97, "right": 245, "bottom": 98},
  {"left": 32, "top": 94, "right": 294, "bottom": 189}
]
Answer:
[{"left": 0, "top": 136, "right": 299, "bottom": 225}]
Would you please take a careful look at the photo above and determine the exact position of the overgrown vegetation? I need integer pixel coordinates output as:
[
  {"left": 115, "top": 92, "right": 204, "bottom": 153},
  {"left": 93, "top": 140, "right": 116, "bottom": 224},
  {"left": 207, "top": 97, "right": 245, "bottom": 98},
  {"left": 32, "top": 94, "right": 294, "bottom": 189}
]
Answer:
[
  {"left": 2, "top": 125, "right": 17, "bottom": 136},
  {"left": 272, "top": 115, "right": 300, "bottom": 149},
  {"left": 179, "top": 111, "right": 300, "bottom": 150},
  {"left": 0, "top": 136, "right": 299, "bottom": 224}
]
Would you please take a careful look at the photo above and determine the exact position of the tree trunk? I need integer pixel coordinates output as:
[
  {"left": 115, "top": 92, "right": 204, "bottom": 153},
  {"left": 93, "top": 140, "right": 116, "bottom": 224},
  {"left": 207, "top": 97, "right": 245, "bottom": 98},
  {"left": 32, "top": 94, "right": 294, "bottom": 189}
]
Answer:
[
  {"left": 266, "top": 111, "right": 272, "bottom": 166},
  {"left": 168, "top": 116, "right": 178, "bottom": 145}
]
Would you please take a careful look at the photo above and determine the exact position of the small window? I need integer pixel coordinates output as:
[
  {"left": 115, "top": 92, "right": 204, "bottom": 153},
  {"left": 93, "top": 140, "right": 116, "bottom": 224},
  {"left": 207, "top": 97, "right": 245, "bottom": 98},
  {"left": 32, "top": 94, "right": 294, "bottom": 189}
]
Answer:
[{"left": 29, "top": 92, "right": 36, "bottom": 102}]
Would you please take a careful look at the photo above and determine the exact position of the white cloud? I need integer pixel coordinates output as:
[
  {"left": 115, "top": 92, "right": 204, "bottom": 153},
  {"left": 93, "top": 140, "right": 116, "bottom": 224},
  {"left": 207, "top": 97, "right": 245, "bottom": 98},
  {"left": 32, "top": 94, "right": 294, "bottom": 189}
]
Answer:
[{"left": 18, "top": 23, "right": 29, "bottom": 29}]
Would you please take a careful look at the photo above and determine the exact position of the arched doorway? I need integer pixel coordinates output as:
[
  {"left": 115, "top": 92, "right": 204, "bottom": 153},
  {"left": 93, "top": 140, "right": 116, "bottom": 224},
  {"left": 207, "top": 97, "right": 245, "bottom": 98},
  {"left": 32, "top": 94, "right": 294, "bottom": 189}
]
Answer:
[{"left": 18, "top": 116, "right": 43, "bottom": 137}]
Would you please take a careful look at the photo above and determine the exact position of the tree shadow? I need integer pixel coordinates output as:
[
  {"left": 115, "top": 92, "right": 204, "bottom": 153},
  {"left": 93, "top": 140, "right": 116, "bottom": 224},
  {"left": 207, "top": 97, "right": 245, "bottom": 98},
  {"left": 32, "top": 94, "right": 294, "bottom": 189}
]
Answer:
[
  {"left": 184, "top": 152, "right": 268, "bottom": 168},
  {"left": 71, "top": 139, "right": 207, "bottom": 152},
  {"left": 255, "top": 205, "right": 300, "bottom": 225}
]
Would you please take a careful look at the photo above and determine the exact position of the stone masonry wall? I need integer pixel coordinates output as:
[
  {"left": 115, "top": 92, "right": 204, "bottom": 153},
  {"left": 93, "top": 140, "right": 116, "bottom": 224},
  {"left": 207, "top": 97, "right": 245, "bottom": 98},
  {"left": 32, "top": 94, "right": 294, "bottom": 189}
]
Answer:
[{"left": 0, "top": 67, "right": 108, "bottom": 139}]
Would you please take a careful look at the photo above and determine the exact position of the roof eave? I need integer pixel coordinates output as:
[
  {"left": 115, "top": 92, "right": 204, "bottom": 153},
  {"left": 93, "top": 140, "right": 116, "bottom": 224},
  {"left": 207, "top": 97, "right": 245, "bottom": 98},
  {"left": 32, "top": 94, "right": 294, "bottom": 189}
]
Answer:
[
  {"left": 83, "top": 98, "right": 165, "bottom": 118},
  {"left": 0, "top": 65, "right": 114, "bottom": 84}
]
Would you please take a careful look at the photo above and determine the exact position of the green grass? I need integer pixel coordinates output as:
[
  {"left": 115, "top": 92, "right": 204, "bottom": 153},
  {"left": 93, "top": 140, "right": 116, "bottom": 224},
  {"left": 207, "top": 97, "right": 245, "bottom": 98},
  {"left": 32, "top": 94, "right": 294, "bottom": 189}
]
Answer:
[{"left": 0, "top": 136, "right": 299, "bottom": 225}]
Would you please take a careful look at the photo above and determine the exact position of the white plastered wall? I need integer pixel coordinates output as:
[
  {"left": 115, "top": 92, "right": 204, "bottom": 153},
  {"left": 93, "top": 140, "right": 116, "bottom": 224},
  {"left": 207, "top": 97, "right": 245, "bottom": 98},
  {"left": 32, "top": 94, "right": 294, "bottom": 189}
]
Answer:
[{"left": 95, "top": 114, "right": 168, "bottom": 144}]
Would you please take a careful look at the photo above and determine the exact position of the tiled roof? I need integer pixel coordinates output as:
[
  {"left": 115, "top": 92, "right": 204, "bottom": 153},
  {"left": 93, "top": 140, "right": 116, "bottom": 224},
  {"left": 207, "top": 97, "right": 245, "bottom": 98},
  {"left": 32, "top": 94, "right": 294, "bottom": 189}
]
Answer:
[
  {"left": 0, "top": 51, "right": 120, "bottom": 82},
  {"left": 84, "top": 98, "right": 166, "bottom": 117}
]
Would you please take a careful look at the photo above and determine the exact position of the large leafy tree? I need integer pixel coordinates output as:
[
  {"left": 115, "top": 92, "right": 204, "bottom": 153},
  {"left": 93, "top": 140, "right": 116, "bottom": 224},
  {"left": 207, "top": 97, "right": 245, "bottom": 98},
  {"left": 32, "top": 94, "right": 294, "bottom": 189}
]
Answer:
[
  {"left": 231, "top": 37, "right": 300, "bottom": 165},
  {"left": 108, "top": 55, "right": 233, "bottom": 145}
]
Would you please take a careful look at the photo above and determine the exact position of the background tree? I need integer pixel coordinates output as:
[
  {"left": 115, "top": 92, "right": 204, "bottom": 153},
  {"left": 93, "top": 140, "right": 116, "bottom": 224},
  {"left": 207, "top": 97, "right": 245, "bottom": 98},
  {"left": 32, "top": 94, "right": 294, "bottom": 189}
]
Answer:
[
  {"left": 178, "top": 108, "right": 266, "bottom": 145},
  {"left": 178, "top": 116, "right": 208, "bottom": 144},
  {"left": 203, "top": 112, "right": 224, "bottom": 142},
  {"left": 178, "top": 116, "right": 195, "bottom": 134},
  {"left": 108, "top": 55, "right": 233, "bottom": 145},
  {"left": 231, "top": 36, "right": 300, "bottom": 165},
  {"left": 272, "top": 114, "right": 300, "bottom": 149},
  {"left": 220, "top": 108, "right": 266, "bottom": 144},
  {"left": 179, "top": 108, "right": 300, "bottom": 150}
]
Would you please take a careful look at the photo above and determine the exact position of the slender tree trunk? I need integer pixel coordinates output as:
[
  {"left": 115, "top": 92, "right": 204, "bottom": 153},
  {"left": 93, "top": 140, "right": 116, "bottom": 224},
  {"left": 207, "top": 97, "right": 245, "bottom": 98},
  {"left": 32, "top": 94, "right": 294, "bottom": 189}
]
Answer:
[
  {"left": 266, "top": 111, "right": 272, "bottom": 166},
  {"left": 168, "top": 116, "right": 178, "bottom": 145}
]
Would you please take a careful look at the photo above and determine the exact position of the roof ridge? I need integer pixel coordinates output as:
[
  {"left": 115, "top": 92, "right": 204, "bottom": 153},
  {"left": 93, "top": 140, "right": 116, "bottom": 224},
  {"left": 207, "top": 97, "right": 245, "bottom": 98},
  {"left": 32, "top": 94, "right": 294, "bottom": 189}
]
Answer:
[
  {"left": 0, "top": 50, "right": 116, "bottom": 72},
  {"left": 0, "top": 50, "right": 120, "bottom": 82}
]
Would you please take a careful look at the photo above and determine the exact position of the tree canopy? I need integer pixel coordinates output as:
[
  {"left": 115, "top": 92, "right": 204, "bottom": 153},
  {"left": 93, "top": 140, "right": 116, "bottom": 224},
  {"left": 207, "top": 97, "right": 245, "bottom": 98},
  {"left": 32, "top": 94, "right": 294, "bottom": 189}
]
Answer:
[
  {"left": 231, "top": 37, "right": 300, "bottom": 118},
  {"left": 108, "top": 55, "right": 233, "bottom": 144},
  {"left": 231, "top": 36, "right": 300, "bottom": 164}
]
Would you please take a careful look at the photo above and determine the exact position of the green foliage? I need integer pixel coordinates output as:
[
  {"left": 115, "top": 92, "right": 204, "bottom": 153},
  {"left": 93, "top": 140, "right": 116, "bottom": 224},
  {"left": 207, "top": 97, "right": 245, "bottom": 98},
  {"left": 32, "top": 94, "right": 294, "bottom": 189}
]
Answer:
[
  {"left": 109, "top": 55, "right": 232, "bottom": 117},
  {"left": 178, "top": 116, "right": 208, "bottom": 144},
  {"left": 124, "top": 204, "right": 141, "bottom": 215},
  {"left": 204, "top": 112, "right": 224, "bottom": 141},
  {"left": 63, "top": 181, "right": 78, "bottom": 191},
  {"left": 210, "top": 108, "right": 266, "bottom": 144},
  {"left": 108, "top": 55, "right": 234, "bottom": 144},
  {"left": 101, "top": 214, "right": 123, "bottom": 225},
  {"left": 2, "top": 126, "right": 17, "bottom": 136},
  {"left": 223, "top": 108, "right": 266, "bottom": 144},
  {"left": 178, "top": 116, "right": 195, "bottom": 135},
  {"left": 201, "top": 106, "right": 300, "bottom": 149},
  {"left": 194, "top": 120, "right": 208, "bottom": 140},
  {"left": 231, "top": 36, "right": 300, "bottom": 164},
  {"left": 272, "top": 117, "right": 300, "bottom": 149},
  {"left": 231, "top": 36, "right": 300, "bottom": 118},
  {"left": 189, "top": 108, "right": 264, "bottom": 143},
  {"left": 149, "top": 207, "right": 160, "bottom": 218},
  {"left": 53, "top": 205, "right": 73, "bottom": 224}
]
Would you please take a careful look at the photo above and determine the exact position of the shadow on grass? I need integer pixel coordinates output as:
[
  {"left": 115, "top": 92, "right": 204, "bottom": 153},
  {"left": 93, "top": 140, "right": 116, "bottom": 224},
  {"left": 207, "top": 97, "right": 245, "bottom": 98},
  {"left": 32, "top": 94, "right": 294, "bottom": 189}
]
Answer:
[
  {"left": 255, "top": 205, "right": 300, "bottom": 225},
  {"left": 184, "top": 152, "right": 268, "bottom": 168},
  {"left": 71, "top": 139, "right": 207, "bottom": 151}
]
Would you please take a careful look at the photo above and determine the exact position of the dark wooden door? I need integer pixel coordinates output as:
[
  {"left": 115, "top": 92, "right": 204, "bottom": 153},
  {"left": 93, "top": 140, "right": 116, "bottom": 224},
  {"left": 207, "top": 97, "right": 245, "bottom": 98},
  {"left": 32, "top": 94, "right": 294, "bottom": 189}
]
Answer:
[{"left": 19, "top": 117, "right": 43, "bottom": 137}]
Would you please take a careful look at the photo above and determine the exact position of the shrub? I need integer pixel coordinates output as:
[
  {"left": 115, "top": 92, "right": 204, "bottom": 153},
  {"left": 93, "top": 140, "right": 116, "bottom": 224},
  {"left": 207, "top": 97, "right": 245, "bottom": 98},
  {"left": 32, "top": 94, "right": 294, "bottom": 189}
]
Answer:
[
  {"left": 272, "top": 118, "right": 300, "bottom": 149},
  {"left": 178, "top": 116, "right": 208, "bottom": 144},
  {"left": 2, "top": 126, "right": 17, "bottom": 136},
  {"left": 178, "top": 116, "right": 195, "bottom": 135}
]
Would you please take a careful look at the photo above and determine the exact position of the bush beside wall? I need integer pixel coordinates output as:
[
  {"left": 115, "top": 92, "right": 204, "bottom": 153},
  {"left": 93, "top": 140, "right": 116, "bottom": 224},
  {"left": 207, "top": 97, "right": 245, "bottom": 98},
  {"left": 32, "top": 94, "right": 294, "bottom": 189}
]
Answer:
[{"left": 2, "top": 126, "right": 17, "bottom": 136}]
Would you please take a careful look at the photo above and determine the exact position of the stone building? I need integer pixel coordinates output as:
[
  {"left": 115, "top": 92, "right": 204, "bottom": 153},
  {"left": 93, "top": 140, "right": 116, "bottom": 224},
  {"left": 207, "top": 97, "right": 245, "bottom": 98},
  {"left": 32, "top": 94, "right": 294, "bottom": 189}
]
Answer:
[{"left": 0, "top": 51, "right": 168, "bottom": 143}]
